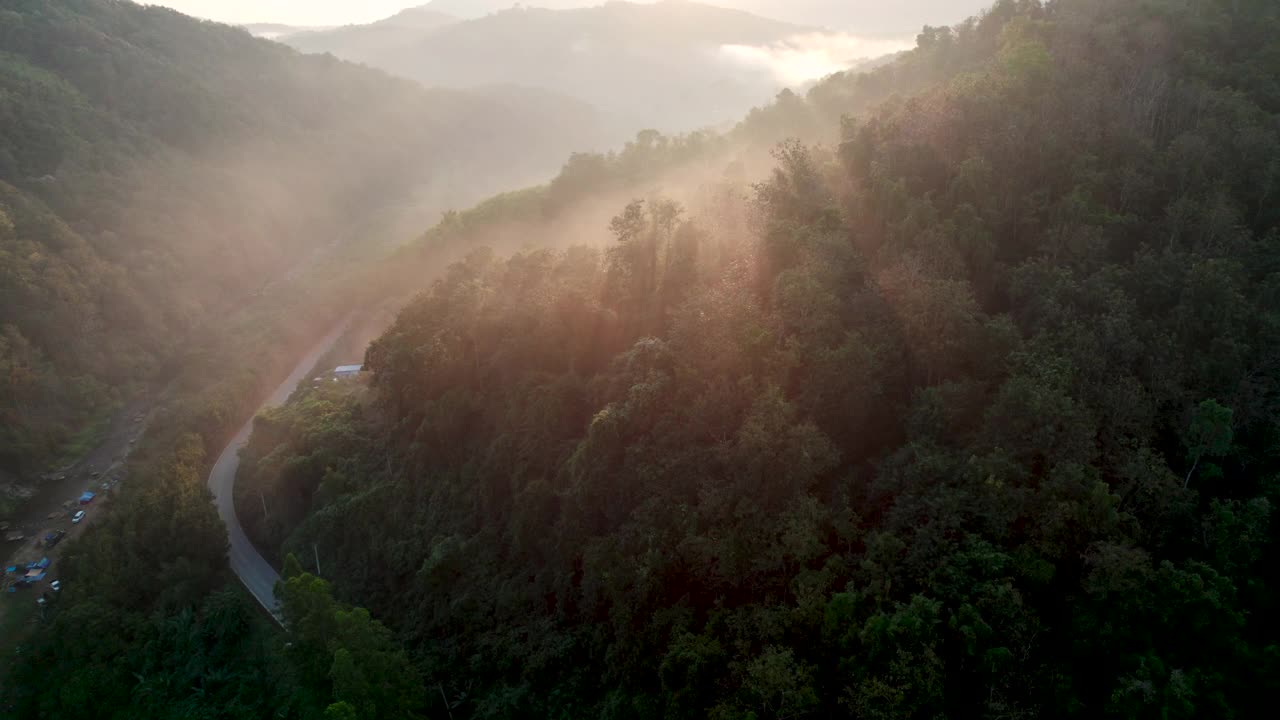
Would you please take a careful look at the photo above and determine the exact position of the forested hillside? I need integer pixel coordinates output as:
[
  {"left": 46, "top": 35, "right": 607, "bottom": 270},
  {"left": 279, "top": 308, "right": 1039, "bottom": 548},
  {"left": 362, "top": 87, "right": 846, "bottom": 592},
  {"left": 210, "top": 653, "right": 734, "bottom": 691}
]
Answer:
[
  {"left": 13, "top": 0, "right": 1280, "bottom": 717},
  {"left": 0, "top": 0, "right": 601, "bottom": 478},
  {"left": 237, "top": 0, "right": 1280, "bottom": 717}
]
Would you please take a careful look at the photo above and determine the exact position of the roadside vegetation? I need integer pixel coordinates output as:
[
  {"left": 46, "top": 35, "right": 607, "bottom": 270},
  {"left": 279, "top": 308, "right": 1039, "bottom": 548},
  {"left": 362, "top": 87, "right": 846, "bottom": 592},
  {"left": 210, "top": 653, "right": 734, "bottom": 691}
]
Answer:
[
  {"left": 8, "top": 0, "right": 1280, "bottom": 718},
  {"left": 239, "top": 0, "right": 1280, "bottom": 717}
]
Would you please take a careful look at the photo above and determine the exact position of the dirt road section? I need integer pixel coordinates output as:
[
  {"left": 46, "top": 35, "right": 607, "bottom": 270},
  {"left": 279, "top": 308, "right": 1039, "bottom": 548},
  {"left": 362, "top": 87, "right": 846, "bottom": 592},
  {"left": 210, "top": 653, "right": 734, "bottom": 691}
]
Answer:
[{"left": 0, "top": 393, "right": 151, "bottom": 626}]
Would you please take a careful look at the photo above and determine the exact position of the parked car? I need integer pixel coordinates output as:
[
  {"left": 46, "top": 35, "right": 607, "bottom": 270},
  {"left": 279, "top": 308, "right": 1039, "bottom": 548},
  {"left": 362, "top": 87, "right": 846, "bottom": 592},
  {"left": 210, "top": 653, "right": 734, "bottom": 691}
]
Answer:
[
  {"left": 72, "top": 510, "right": 85, "bottom": 524},
  {"left": 50, "top": 580, "right": 61, "bottom": 592},
  {"left": 44, "top": 530, "right": 66, "bottom": 548}
]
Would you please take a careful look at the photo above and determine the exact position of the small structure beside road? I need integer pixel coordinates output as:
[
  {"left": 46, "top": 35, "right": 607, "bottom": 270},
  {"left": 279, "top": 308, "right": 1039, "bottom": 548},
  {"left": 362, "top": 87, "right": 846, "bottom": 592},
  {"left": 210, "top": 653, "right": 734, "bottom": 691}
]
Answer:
[{"left": 333, "top": 364, "right": 363, "bottom": 378}]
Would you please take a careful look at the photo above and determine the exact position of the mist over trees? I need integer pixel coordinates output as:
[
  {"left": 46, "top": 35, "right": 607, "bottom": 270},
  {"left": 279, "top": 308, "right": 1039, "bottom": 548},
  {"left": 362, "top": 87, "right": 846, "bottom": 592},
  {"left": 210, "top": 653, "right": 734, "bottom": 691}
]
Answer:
[
  {"left": 275, "top": 0, "right": 879, "bottom": 141},
  {"left": 0, "top": 0, "right": 604, "bottom": 477},
  {"left": 8, "top": 0, "right": 1280, "bottom": 718},
  {"left": 233, "top": 0, "right": 1280, "bottom": 716},
  {"left": 399, "top": 0, "right": 992, "bottom": 34}
]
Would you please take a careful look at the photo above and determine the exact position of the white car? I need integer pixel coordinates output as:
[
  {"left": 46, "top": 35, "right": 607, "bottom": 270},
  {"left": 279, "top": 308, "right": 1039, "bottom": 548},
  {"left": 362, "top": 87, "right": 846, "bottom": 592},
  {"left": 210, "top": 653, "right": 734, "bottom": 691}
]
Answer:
[
  {"left": 72, "top": 510, "right": 86, "bottom": 524},
  {"left": 50, "top": 580, "right": 61, "bottom": 592}
]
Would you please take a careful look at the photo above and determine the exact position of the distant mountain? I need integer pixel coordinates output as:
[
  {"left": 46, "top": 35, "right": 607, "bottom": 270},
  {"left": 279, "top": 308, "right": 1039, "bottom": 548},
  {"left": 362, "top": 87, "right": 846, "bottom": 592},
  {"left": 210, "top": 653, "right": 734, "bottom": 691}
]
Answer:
[
  {"left": 279, "top": 0, "right": 854, "bottom": 138},
  {"left": 415, "top": 0, "right": 596, "bottom": 18},
  {"left": 283, "top": 6, "right": 457, "bottom": 55},
  {"left": 413, "top": 0, "right": 992, "bottom": 33},
  {"left": 240, "top": 22, "right": 328, "bottom": 39},
  {"left": 728, "top": 0, "right": 992, "bottom": 34}
]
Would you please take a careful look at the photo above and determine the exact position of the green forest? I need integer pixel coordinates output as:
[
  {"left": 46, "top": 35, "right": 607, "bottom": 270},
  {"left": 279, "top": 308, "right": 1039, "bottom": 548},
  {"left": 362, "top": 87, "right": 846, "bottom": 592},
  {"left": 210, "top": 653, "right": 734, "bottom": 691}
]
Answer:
[
  {"left": 0, "top": 0, "right": 599, "bottom": 477},
  {"left": 9, "top": 0, "right": 1280, "bottom": 718}
]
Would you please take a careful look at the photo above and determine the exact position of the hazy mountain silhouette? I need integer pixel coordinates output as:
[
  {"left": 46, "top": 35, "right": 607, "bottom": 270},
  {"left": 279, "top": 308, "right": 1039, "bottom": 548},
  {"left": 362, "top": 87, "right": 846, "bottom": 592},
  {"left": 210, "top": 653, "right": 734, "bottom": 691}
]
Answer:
[
  {"left": 276, "top": 1, "right": 878, "bottom": 139},
  {"left": 413, "top": 0, "right": 992, "bottom": 33},
  {"left": 280, "top": 5, "right": 458, "bottom": 52}
]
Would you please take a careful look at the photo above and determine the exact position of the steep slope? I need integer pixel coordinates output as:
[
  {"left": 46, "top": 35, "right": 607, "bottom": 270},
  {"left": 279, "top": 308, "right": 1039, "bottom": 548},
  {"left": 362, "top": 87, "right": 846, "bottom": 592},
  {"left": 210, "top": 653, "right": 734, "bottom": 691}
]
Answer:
[
  {"left": 279, "top": 1, "right": 836, "bottom": 138},
  {"left": 0, "top": 0, "right": 603, "bottom": 478},
  {"left": 237, "top": 0, "right": 1280, "bottom": 717},
  {"left": 16, "top": 0, "right": 1280, "bottom": 717}
]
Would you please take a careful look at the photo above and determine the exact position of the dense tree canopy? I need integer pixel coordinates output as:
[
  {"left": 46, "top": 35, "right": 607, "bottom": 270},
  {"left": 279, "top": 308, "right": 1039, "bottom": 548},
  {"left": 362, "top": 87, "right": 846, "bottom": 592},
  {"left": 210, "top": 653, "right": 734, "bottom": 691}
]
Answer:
[
  {"left": 0, "top": 0, "right": 601, "bottom": 476},
  {"left": 12, "top": 0, "right": 1280, "bottom": 718},
  {"left": 239, "top": 0, "right": 1280, "bottom": 717}
]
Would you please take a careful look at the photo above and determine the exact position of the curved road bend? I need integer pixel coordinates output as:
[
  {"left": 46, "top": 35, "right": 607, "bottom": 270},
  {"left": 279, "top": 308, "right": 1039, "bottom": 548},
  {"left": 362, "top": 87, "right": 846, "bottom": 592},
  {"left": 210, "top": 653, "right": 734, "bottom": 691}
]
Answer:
[{"left": 208, "top": 319, "right": 351, "bottom": 622}]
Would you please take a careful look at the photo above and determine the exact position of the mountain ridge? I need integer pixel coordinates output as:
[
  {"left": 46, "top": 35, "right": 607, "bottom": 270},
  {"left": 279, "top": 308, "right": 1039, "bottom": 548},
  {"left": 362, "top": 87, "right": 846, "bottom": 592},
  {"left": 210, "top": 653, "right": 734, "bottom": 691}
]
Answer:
[{"left": 276, "top": 0, "right": 845, "bottom": 140}]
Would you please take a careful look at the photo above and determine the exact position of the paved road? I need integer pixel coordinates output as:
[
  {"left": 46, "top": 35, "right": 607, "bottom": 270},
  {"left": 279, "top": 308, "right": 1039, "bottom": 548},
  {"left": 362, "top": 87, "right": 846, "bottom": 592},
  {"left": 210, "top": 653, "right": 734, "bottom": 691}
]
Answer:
[{"left": 207, "top": 319, "right": 351, "bottom": 622}]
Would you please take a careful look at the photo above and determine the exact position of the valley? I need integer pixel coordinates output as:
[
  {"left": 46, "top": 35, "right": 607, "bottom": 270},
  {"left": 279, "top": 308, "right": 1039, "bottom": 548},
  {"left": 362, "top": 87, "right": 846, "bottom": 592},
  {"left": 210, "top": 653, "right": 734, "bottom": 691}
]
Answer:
[
  {"left": 269, "top": 1, "right": 913, "bottom": 142},
  {"left": 4, "top": 0, "right": 1280, "bottom": 719}
]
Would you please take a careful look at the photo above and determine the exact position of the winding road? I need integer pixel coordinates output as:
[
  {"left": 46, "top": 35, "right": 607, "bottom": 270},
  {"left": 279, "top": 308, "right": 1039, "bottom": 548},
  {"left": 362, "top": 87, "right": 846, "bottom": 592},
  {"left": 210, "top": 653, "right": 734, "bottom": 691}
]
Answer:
[{"left": 207, "top": 320, "right": 351, "bottom": 622}]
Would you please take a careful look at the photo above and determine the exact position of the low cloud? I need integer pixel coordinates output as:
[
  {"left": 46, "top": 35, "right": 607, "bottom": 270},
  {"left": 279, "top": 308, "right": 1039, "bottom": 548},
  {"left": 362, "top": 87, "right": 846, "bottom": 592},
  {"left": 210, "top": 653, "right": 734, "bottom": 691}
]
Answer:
[{"left": 718, "top": 33, "right": 913, "bottom": 86}]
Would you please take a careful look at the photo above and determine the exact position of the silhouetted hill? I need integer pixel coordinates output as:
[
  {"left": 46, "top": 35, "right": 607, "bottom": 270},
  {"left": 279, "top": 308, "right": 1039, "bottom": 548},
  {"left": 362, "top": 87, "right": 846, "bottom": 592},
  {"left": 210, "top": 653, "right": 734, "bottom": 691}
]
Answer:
[{"left": 282, "top": 5, "right": 457, "bottom": 54}]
